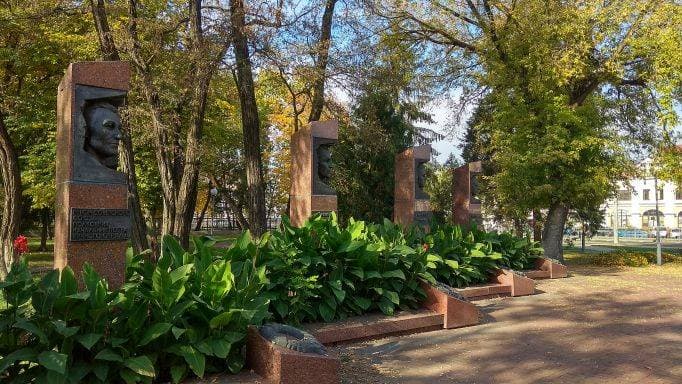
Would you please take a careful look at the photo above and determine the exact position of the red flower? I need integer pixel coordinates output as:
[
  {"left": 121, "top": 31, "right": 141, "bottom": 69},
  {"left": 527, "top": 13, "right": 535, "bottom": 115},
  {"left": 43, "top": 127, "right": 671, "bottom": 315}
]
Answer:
[
  {"left": 13, "top": 235, "right": 29, "bottom": 255},
  {"left": 422, "top": 243, "right": 430, "bottom": 252}
]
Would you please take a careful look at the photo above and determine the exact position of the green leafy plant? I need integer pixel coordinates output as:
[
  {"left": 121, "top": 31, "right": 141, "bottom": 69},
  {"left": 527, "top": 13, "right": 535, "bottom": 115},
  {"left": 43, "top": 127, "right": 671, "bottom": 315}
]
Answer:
[
  {"left": 0, "top": 235, "right": 269, "bottom": 383},
  {"left": 252, "top": 215, "right": 428, "bottom": 324}
]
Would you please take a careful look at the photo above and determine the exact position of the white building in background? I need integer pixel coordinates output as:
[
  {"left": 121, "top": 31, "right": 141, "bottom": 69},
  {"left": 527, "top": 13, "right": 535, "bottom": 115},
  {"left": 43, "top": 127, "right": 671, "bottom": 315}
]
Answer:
[{"left": 601, "top": 159, "right": 682, "bottom": 231}]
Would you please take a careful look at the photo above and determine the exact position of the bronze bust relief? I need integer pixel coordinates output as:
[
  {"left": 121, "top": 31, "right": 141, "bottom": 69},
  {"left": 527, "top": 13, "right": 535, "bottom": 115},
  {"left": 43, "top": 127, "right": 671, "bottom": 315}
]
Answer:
[
  {"left": 71, "top": 85, "right": 127, "bottom": 184},
  {"left": 415, "top": 160, "right": 429, "bottom": 200},
  {"left": 313, "top": 139, "right": 336, "bottom": 195},
  {"left": 84, "top": 102, "right": 122, "bottom": 170}
]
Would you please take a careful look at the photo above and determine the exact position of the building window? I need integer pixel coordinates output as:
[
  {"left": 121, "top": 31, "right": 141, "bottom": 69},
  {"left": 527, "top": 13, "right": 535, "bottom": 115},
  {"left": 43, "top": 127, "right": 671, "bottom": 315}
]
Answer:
[
  {"left": 643, "top": 189, "right": 650, "bottom": 200},
  {"left": 642, "top": 209, "right": 663, "bottom": 228},
  {"left": 618, "top": 190, "right": 631, "bottom": 201},
  {"left": 657, "top": 189, "right": 664, "bottom": 200},
  {"left": 619, "top": 210, "right": 629, "bottom": 228}
]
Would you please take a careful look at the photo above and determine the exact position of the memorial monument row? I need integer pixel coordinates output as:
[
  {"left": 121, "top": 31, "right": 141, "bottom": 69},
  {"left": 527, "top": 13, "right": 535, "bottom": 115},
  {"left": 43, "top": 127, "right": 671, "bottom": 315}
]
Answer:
[
  {"left": 393, "top": 145, "right": 433, "bottom": 227},
  {"left": 55, "top": 61, "right": 131, "bottom": 288}
]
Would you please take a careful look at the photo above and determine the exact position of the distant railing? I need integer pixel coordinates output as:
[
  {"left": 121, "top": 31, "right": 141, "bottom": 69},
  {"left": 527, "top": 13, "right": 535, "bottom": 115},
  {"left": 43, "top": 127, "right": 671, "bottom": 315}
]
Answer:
[{"left": 192, "top": 215, "right": 281, "bottom": 231}]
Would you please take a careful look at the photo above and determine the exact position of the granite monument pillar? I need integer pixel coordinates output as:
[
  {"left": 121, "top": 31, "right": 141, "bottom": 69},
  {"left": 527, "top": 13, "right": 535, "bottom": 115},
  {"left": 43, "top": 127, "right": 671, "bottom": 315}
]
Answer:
[
  {"left": 452, "top": 161, "right": 483, "bottom": 226},
  {"left": 289, "top": 121, "right": 338, "bottom": 227},
  {"left": 394, "top": 145, "right": 432, "bottom": 227},
  {"left": 55, "top": 62, "right": 131, "bottom": 288}
]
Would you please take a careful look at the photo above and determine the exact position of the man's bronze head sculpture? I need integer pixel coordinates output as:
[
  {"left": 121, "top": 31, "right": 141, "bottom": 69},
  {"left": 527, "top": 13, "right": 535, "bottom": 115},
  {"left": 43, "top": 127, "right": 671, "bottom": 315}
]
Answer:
[
  {"left": 83, "top": 102, "right": 122, "bottom": 170},
  {"left": 317, "top": 143, "right": 332, "bottom": 184}
]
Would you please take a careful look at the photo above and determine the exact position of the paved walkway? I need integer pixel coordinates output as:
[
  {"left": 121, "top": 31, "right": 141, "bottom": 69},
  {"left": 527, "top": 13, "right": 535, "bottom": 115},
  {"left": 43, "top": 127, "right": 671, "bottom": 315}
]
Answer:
[{"left": 333, "top": 263, "right": 682, "bottom": 384}]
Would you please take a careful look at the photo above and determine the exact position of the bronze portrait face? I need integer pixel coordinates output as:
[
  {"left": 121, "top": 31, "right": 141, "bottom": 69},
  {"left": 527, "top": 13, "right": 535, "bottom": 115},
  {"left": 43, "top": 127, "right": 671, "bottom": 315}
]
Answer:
[
  {"left": 416, "top": 162, "right": 427, "bottom": 190},
  {"left": 84, "top": 102, "right": 122, "bottom": 169},
  {"left": 317, "top": 144, "right": 332, "bottom": 182}
]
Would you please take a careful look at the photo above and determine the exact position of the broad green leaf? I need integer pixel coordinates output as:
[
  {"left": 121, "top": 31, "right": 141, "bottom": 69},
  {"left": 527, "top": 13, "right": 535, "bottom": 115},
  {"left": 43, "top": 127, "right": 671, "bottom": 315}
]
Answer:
[
  {"left": 14, "top": 321, "right": 48, "bottom": 344},
  {"left": 377, "top": 298, "right": 394, "bottom": 315},
  {"left": 119, "top": 369, "right": 141, "bottom": 384},
  {"left": 180, "top": 346, "right": 205, "bottom": 378},
  {"left": 209, "top": 310, "right": 238, "bottom": 329},
  {"left": 94, "top": 348, "right": 123, "bottom": 362},
  {"left": 170, "top": 364, "right": 187, "bottom": 384},
  {"left": 365, "top": 271, "right": 381, "bottom": 279},
  {"left": 319, "top": 302, "right": 335, "bottom": 322},
  {"left": 76, "top": 333, "right": 102, "bottom": 350},
  {"left": 209, "top": 338, "right": 232, "bottom": 359},
  {"left": 124, "top": 356, "right": 156, "bottom": 377},
  {"left": 46, "top": 370, "right": 67, "bottom": 384},
  {"left": 37, "top": 351, "right": 68, "bottom": 374},
  {"left": 352, "top": 296, "right": 372, "bottom": 311},
  {"left": 382, "top": 270, "right": 406, "bottom": 280},
  {"left": 0, "top": 348, "right": 36, "bottom": 373},
  {"left": 51, "top": 320, "right": 79, "bottom": 338},
  {"left": 383, "top": 290, "right": 400, "bottom": 305},
  {"left": 172, "top": 326, "right": 186, "bottom": 340},
  {"left": 138, "top": 322, "right": 172, "bottom": 346},
  {"left": 92, "top": 363, "right": 109, "bottom": 381}
]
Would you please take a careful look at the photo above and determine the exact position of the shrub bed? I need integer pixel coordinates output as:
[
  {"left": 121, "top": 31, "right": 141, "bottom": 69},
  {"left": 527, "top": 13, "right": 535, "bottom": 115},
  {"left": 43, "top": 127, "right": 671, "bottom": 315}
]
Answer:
[
  {"left": 591, "top": 250, "right": 682, "bottom": 267},
  {"left": 0, "top": 236, "right": 269, "bottom": 383},
  {"left": 0, "top": 215, "right": 542, "bottom": 383}
]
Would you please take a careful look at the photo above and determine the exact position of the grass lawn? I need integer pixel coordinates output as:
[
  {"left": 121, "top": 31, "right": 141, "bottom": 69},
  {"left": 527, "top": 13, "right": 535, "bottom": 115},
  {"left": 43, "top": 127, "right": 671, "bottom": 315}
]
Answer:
[{"left": 564, "top": 248, "right": 682, "bottom": 268}]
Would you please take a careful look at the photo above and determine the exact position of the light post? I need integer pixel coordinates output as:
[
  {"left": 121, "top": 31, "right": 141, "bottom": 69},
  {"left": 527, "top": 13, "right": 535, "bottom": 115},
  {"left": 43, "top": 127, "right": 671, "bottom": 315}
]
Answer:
[
  {"left": 209, "top": 187, "right": 218, "bottom": 235},
  {"left": 613, "top": 195, "right": 619, "bottom": 245},
  {"left": 654, "top": 177, "right": 662, "bottom": 265}
]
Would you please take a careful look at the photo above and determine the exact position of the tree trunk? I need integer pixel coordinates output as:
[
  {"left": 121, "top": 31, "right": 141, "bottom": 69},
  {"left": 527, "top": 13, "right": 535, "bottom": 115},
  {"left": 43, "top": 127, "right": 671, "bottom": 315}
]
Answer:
[
  {"left": 89, "top": 0, "right": 119, "bottom": 61},
  {"left": 120, "top": 124, "right": 150, "bottom": 253},
  {"left": 532, "top": 209, "right": 542, "bottom": 242},
  {"left": 581, "top": 222, "right": 586, "bottom": 252},
  {"left": 0, "top": 112, "right": 22, "bottom": 279},
  {"left": 89, "top": 0, "right": 149, "bottom": 253},
  {"left": 541, "top": 204, "right": 568, "bottom": 262},
  {"left": 230, "top": 0, "right": 267, "bottom": 236},
  {"left": 194, "top": 183, "right": 212, "bottom": 231},
  {"left": 513, "top": 218, "right": 523, "bottom": 238},
  {"left": 39, "top": 208, "right": 49, "bottom": 252},
  {"left": 127, "top": 0, "right": 219, "bottom": 247},
  {"left": 308, "top": 0, "right": 338, "bottom": 122}
]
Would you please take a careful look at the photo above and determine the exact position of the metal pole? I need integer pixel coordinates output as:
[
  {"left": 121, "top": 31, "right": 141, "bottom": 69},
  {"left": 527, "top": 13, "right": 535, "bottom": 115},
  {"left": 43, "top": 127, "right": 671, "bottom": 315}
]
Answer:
[
  {"left": 613, "top": 196, "right": 619, "bottom": 245},
  {"left": 655, "top": 177, "right": 662, "bottom": 265}
]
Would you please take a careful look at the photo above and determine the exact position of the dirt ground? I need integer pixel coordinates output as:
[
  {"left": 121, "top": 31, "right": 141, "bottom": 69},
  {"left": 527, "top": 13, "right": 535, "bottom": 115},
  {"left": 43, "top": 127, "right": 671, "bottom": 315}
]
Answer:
[{"left": 332, "top": 262, "right": 682, "bottom": 384}]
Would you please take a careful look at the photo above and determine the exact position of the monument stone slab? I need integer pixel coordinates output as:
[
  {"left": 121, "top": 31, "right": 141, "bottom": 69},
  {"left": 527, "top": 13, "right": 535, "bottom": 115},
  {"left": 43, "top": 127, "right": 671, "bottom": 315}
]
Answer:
[
  {"left": 394, "top": 145, "right": 432, "bottom": 227},
  {"left": 453, "top": 161, "right": 483, "bottom": 226},
  {"left": 55, "top": 61, "right": 131, "bottom": 288},
  {"left": 289, "top": 121, "right": 338, "bottom": 227}
]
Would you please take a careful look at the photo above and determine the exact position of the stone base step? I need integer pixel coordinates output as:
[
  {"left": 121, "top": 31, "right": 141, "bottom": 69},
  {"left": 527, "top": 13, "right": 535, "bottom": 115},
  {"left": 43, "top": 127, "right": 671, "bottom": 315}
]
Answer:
[
  {"left": 455, "top": 283, "right": 512, "bottom": 300},
  {"left": 305, "top": 309, "right": 444, "bottom": 346},
  {"left": 523, "top": 270, "right": 551, "bottom": 279}
]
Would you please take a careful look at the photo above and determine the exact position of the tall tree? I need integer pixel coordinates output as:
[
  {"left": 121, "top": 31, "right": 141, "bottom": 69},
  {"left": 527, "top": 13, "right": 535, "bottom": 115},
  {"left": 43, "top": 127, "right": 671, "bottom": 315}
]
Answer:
[
  {"left": 0, "top": 1, "right": 95, "bottom": 278},
  {"left": 229, "top": 0, "right": 267, "bottom": 235},
  {"left": 88, "top": 0, "right": 149, "bottom": 253},
  {"left": 377, "top": 0, "right": 682, "bottom": 261},
  {"left": 308, "top": 0, "right": 338, "bottom": 122},
  {"left": 0, "top": 111, "right": 21, "bottom": 278},
  {"left": 125, "top": 0, "right": 228, "bottom": 246}
]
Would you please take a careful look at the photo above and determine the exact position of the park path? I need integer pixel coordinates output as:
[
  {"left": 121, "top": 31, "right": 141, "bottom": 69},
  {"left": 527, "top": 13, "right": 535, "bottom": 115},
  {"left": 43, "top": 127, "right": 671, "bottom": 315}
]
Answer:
[{"left": 333, "top": 264, "right": 682, "bottom": 384}]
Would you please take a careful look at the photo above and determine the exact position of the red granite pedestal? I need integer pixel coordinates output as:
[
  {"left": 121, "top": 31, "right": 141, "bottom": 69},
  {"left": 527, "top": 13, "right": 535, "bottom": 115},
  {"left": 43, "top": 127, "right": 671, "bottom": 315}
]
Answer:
[
  {"left": 55, "top": 61, "right": 131, "bottom": 289},
  {"left": 454, "top": 269, "right": 536, "bottom": 300},
  {"left": 246, "top": 327, "right": 340, "bottom": 384},
  {"left": 394, "top": 145, "right": 432, "bottom": 227},
  {"left": 420, "top": 282, "right": 480, "bottom": 329},
  {"left": 452, "top": 161, "right": 482, "bottom": 226},
  {"left": 289, "top": 121, "right": 338, "bottom": 227},
  {"left": 523, "top": 257, "right": 569, "bottom": 279}
]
